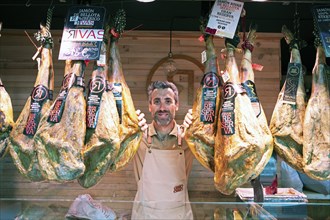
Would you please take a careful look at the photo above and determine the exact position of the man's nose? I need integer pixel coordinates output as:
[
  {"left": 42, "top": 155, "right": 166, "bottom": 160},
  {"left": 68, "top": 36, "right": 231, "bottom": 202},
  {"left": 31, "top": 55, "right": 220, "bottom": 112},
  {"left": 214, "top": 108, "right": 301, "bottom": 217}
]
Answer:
[{"left": 159, "top": 101, "right": 166, "bottom": 110}]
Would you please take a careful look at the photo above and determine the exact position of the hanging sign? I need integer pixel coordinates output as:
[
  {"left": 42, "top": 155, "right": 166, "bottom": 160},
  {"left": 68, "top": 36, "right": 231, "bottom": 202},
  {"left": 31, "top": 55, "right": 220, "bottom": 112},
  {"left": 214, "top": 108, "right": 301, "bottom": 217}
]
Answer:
[
  {"left": 205, "top": 0, "right": 244, "bottom": 39},
  {"left": 312, "top": 5, "right": 330, "bottom": 57},
  {"left": 59, "top": 6, "right": 106, "bottom": 60}
]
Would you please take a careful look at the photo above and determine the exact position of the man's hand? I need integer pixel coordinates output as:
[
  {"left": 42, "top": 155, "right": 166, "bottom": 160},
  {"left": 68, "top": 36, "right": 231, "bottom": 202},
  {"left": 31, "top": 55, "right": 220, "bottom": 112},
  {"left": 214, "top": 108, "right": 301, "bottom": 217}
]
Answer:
[
  {"left": 136, "top": 109, "right": 148, "bottom": 132},
  {"left": 182, "top": 109, "right": 193, "bottom": 129},
  {"left": 181, "top": 109, "right": 193, "bottom": 138}
]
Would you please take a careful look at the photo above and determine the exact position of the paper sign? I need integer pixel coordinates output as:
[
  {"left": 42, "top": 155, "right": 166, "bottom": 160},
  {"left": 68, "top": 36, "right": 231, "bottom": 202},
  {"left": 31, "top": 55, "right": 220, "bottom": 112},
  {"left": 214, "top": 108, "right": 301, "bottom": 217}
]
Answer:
[
  {"left": 312, "top": 6, "right": 330, "bottom": 57},
  {"left": 59, "top": 6, "right": 106, "bottom": 60},
  {"left": 205, "top": 0, "right": 244, "bottom": 39}
]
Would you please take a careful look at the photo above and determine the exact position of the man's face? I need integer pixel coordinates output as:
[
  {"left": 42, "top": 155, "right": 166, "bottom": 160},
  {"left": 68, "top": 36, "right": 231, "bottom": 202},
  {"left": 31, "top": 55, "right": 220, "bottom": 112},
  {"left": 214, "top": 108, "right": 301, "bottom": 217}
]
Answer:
[{"left": 149, "top": 88, "right": 179, "bottom": 126}]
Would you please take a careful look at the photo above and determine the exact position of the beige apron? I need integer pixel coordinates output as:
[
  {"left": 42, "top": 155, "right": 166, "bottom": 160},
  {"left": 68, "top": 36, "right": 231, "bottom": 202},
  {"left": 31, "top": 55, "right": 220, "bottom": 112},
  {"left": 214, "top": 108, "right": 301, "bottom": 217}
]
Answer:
[{"left": 132, "top": 127, "right": 193, "bottom": 220}]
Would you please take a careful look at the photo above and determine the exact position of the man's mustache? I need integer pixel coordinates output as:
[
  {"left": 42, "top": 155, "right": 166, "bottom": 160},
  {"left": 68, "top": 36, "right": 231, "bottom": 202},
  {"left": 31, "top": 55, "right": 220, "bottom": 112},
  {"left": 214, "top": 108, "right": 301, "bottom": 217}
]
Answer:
[{"left": 156, "top": 110, "right": 170, "bottom": 114}]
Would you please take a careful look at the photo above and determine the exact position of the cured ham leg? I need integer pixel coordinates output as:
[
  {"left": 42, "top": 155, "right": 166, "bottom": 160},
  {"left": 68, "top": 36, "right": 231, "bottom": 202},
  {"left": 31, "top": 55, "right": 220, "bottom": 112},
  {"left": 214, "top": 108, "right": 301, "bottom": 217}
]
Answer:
[
  {"left": 214, "top": 36, "right": 264, "bottom": 195},
  {"left": 107, "top": 10, "right": 142, "bottom": 172},
  {"left": 269, "top": 25, "right": 306, "bottom": 173},
  {"left": 0, "top": 79, "right": 14, "bottom": 158},
  {"left": 303, "top": 38, "right": 330, "bottom": 180},
  {"left": 185, "top": 20, "right": 221, "bottom": 172},
  {"left": 78, "top": 40, "right": 120, "bottom": 188},
  {"left": 240, "top": 24, "right": 273, "bottom": 177},
  {"left": 34, "top": 60, "right": 86, "bottom": 181},
  {"left": 8, "top": 24, "right": 54, "bottom": 181}
]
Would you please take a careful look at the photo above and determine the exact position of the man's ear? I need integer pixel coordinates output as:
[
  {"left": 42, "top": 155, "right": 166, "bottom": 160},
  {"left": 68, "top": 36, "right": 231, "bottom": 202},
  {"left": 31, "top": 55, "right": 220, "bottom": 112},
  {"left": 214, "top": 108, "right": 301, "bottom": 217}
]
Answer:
[
  {"left": 148, "top": 102, "right": 152, "bottom": 112},
  {"left": 175, "top": 101, "right": 179, "bottom": 111}
]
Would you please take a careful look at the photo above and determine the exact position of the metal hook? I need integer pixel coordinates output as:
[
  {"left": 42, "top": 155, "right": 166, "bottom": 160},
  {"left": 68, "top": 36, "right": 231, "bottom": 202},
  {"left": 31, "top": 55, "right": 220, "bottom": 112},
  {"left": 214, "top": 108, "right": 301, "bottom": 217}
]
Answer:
[{"left": 25, "top": 0, "right": 31, "bottom": 7}]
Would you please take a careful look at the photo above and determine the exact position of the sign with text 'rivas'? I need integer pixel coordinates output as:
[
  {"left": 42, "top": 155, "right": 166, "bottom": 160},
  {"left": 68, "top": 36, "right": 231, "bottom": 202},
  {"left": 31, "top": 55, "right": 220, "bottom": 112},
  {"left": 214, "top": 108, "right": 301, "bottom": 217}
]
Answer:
[
  {"left": 205, "top": 0, "right": 243, "bottom": 39},
  {"left": 59, "top": 6, "right": 106, "bottom": 60}
]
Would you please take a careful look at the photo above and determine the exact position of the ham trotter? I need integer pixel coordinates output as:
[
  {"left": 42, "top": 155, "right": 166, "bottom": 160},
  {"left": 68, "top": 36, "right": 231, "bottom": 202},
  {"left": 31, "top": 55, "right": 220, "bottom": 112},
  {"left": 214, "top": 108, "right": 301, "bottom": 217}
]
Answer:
[
  {"left": 107, "top": 10, "right": 142, "bottom": 172},
  {"left": 0, "top": 79, "right": 14, "bottom": 158},
  {"left": 185, "top": 18, "right": 221, "bottom": 172},
  {"left": 78, "top": 39, "right": 121, "bottom": 188},
  {"left": 214, "top": 34, "right": 264, "bottom": 195},
  {"left": 303, "top": 35, "right": 330, "bottom": 180},
  {"left": 34, "top": 60, "right": 86, "bottom": 181},
  {"left": 270, "top": 25, "right": 306, "bottom": 173},
  {"left": 240, "top": 24, "right": 273, "bottom": 179},
  {"left": 8, "top": 22, "right": 54, "bottom": 181}
]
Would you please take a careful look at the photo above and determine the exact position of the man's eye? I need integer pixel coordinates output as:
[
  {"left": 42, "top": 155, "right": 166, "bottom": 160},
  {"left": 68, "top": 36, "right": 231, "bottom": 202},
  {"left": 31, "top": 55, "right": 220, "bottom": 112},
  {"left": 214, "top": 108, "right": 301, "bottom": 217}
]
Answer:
[{"left": 153, "top": 100, "right": 160, "bottom": 105}]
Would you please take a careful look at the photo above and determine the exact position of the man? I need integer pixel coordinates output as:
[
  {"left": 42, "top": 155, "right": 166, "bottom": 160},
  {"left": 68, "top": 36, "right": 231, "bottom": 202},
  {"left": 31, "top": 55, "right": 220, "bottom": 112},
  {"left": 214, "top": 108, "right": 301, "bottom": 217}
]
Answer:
[{"left": 132, "top": 81, "right": 194, "bottom": 220}]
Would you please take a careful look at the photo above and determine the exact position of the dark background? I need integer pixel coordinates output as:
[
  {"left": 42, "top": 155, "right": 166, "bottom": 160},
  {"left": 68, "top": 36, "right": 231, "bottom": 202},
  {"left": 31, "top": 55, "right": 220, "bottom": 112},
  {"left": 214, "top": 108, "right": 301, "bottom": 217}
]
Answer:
[{"left": 0, "top": 0, "right": 329, "bottom": 77}]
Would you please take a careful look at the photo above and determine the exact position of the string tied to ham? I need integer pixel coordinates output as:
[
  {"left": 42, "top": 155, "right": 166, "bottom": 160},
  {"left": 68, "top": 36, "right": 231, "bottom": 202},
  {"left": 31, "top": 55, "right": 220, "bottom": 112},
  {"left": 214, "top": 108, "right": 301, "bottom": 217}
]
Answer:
[
  {"left": 241, "top": 40, "right": 254, "bottom": 52},
  {"left": 312, "top": 17, "right": 322, "bottom": 48},
  {"left": 288, "top": 39, "right": 300, "bottom": 51},
  {"left": 34, "top": 5, "right": 54, "bottom": 49},
  {"left": 108, "top": 9, "right": 126, "bottom": 42}
]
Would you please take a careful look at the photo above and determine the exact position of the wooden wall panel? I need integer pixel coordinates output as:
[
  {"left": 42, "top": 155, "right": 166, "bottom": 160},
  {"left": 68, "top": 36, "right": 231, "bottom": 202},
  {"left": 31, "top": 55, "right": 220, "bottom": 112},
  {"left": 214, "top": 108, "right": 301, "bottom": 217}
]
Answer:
[{"left": 0, "top": 29, "right": 282, "bottom": 217}]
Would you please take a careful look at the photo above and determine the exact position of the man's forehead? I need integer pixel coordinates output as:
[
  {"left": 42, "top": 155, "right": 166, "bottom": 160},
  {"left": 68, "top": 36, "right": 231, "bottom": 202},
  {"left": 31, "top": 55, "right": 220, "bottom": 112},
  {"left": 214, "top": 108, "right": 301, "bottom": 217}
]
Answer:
[{"left": 151, "top": 88, "right": 175, "bottom": 98}]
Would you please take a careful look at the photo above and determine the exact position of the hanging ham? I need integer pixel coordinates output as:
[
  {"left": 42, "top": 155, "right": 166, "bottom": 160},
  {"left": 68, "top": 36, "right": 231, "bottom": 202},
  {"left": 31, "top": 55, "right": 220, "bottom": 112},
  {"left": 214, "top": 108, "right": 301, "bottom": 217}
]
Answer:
[
  {"left": 185, "top": 20, "right": 221, "bottom": 172},
  {"left": 78, "top": 39, "right": 121, "bottom": 188},
  {"left": 303, "top": 37, "right": 330, "bottom": 180},
  {"left": 214, "top": 35, "right": 265, "bottom": 195},
  {"left": 240, "top": 24, "right": 273, "bottom": 177},
  {"left": 34, "top": 60, "right": 86, "bottom": 181},
  {"left": 8, "top": 24, "right": 54, "bottom": 181},
  {"left": 0, "top": 78, "right": 14, "bottom": 158},
  {"left": 269, "top": 25, "right": 306, "bottom": 173},
  {"left": 107, "top": 9, "right": 142, "bottom": 172}
]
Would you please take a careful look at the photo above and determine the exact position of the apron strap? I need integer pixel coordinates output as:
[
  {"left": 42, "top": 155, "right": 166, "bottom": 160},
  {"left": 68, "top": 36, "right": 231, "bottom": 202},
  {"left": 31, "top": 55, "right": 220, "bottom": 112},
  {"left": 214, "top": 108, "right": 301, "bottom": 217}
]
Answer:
[
  {"left": 147, "top": 127, "right": 152, "bottom": 145},
  {"left": 177, "top": 125, "right": 183, "bottom": 148}
]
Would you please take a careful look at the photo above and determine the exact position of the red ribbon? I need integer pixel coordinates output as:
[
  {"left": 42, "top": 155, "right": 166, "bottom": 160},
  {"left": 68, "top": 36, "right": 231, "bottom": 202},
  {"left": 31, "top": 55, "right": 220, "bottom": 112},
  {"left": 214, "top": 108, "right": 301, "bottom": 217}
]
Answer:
[{"left": 110, "top": 28, "right": 120, "bottom": 38}]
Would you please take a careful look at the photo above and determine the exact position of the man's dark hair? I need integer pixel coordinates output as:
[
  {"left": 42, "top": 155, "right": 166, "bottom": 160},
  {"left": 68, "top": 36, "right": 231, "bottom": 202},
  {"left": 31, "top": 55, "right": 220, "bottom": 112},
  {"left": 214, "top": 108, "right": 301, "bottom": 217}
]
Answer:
[{"left": 147, "top": 81, "right": 179, "bottom": 104}]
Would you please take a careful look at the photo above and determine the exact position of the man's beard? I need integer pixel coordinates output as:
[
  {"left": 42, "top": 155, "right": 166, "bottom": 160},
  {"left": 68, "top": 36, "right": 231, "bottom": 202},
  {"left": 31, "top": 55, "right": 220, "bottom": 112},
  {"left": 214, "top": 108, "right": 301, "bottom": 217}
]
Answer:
[{"left": 154, "top": 110, "right": 173, "bottom": 126}]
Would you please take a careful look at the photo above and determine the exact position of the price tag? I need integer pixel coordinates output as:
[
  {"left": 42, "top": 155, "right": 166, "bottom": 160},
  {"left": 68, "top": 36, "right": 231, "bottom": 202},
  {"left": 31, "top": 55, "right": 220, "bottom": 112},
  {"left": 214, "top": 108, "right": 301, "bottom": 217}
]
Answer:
[
  {"left": 205, "top": 0, "right": 244, "bottom": 39},
  {"left": 201, "top": 50, "right": 207, "bottom": 64},
  {"left": 221, "top": 70, "right": 230, "bottom": 83}
]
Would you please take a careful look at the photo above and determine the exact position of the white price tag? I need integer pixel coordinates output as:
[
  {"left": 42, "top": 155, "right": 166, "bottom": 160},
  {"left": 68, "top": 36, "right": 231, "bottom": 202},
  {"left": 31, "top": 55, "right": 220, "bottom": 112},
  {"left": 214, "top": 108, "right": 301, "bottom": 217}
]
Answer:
[
  {"left": 201, "top": 50, "right": 207, "bottom": 64},
  {"left": 222, "top": 70, "right": 230, "bottom": 83},
  {"left": 97, "top": 54, "right": 106, "bottom": 66}
]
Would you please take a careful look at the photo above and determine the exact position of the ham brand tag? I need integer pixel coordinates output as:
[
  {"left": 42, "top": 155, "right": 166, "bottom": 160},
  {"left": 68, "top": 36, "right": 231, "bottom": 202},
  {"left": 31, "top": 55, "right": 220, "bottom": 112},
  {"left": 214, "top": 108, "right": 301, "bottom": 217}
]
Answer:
[
  {"left": 282, "top": 63, "right": 301, "bottom": 105},
  {"left": 200, "top": 72, "right": 219, "bottom": 123},
  {"left": 242, "top": 80, "right": 261, "bottom": 117},
  {"left": 24, "top": 84, "right": 49, "bottom": 136},
  {"left": 221, "top": 82, "right": 236, "bottom": 135},
  {"left": 112, "top": 83, "right": 122, "bottom": 124},
  {"left": 86, "top": 75, "right": 106, "bottom": 128},
  {"left": 47, "top": 73, "right": 75, "bottom": 123}
]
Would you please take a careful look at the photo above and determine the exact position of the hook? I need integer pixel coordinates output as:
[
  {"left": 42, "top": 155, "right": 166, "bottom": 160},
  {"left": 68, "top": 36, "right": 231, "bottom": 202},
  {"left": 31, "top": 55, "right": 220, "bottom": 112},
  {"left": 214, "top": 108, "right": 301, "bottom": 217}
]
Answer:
[
  {"left": 294, "top": 3, "right": 298, "bottom": 16},
  {"left": 25, "top": 0, "right": 31, "bottom": 7}
]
